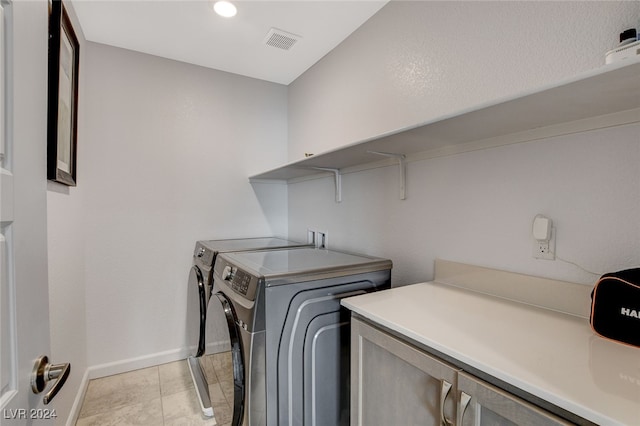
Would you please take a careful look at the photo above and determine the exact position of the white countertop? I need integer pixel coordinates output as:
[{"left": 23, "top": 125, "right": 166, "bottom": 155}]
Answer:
[{"left": 342, "top": 281, "right": 640, "bottom": 425}]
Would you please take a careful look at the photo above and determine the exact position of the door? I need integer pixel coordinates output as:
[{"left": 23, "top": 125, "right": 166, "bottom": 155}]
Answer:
[
  {"left": 185, "top": 261, "right": 216, "bottom": 418},
  {"left": 456, "top": 372, "right": 572, "bottom": 426},
  {"left": 1, "top": 1, "right": 63, "bottom": 424},
  {"left": 187, "top": 263, "right": 210, "bottom": 358},
  {"left": 188, "top": 284, "right": 245, "bottom": 426},
  {"left": 208, "top": 291, "right": 244, "bottom": 426},
  {"left": 350, "top": 317, "right": 459, "bottom": 426}
]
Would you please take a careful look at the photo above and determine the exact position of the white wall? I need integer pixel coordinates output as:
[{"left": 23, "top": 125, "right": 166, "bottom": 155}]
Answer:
[
  {"left": 288, "top": 1, "right": 639, "bottom": 160},
  {"left": 47, "top": 182, "right": 87, "bottom": 424},
  {"left": 45, "top": 1, "right": 88, "bottom": 423},
  {"left": 81, "top": 43, "right": 288, "bottom": 369},
  {"left": 287, "top": 1, "right": 640, "bottom": 286}
]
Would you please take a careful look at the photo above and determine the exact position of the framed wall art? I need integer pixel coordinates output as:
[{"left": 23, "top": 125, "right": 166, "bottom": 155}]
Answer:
[{"left": 47, "top": 0, "right": 79, "bottom": 186}]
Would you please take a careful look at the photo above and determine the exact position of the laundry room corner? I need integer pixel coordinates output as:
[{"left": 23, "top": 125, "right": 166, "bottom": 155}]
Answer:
[{"left": 249, "top": 180, "right": 288, "bottom": 239}]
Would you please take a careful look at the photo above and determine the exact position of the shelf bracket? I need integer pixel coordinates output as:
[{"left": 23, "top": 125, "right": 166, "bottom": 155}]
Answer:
[
  {"left": 367, "top": 151, "right": 406, "bottom": 200},
  {"left": 310, "top": 167, "right": 342, "bottom": 203}
]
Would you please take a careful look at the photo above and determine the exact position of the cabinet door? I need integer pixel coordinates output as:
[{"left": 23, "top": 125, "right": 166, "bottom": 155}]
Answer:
[
  {"left": 457, "top": 372, "right": 572, "bottom": 426},
  {"left": 351, "top": 318, "right": 458, "bottom": 426}
]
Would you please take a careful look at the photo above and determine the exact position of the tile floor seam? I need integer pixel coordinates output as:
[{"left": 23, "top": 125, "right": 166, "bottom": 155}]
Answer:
[{"left": 157, "top": 366, "right": 166, "bottom": 426}]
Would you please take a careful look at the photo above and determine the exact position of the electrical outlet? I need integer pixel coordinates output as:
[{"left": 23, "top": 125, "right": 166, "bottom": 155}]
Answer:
[
  {"left": 307, "top": 228, "right": 328, "bottom": 249},
  {"left": 316, "top": 231, "right": 327, "bottom": 249},
  {"left": 307, "top": 229, "right": 316, "bottom": 245},
  {"left": 533, "top": 227, "right": 555, "bottom": 260}
]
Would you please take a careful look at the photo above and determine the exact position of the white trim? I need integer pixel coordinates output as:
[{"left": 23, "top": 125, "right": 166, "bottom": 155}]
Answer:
[
  {"left": 86, "top": 342, "right": 230, "bottom": 380},
  {"left": 86, "top": 347, "right": 190, "bottom": 380},
  {"left": 65, "top": 368, "right": 89, "bottom": 426}
]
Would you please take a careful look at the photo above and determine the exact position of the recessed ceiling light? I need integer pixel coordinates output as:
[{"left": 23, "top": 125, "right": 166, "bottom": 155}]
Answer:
[{"left": 213, "top": 1, "right": 237, "bottom": 18}]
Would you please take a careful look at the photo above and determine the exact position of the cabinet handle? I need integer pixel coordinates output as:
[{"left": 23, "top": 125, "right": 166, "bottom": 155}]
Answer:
[
  {"left": 439, "top": 379, "right": 453, "bottom": 426},
  {"left": 457, "top": 391, "right": 472, "bottom": 426}
]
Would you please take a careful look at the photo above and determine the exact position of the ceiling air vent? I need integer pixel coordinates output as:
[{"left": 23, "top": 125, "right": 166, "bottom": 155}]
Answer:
[{"left": 264, "top": 28, "right": 301, "bottom": 51}]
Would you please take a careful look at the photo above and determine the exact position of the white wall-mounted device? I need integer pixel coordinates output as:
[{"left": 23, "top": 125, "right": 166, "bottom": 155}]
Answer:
[
  {"left": 532, "top": 214, "right": 555, "bottom": 260},
  {"left": 605, "top": 39, "right": 640, "bottom": 64},
  {"left": 532, "top": 214, "right": 552, "bottom": 242}
]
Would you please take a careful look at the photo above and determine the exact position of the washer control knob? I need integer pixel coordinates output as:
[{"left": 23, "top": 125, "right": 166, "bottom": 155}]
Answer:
[
  {"left": 223, "top": 265, "right": 235, "bottom": 281},
  {"left": 196, "top": 247, "right": 206, "bottom": 258}
]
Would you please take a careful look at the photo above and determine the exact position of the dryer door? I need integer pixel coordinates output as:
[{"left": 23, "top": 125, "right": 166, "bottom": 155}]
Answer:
[
  {"left": 186, "top": 265, "right": 208, "bottom": 357},
  {"left": 203, "top": 291, "right": 246, "bottom": 426}
]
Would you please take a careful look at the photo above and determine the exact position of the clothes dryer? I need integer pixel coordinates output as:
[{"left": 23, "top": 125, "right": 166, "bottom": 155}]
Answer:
[
  {"left": 186, "top": 238, "right": 310, "bottom": 417},
  {"left": 207, "top": 247, "right": 392, "bottom": 425}
]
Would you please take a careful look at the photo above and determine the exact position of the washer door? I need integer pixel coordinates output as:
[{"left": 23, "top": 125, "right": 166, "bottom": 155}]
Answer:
[
  {"left": 206, "top": 291, "right": 245, "bottom": 426},
  {"left": 187, "top": 265, "right": 208, "bottom": 357}
]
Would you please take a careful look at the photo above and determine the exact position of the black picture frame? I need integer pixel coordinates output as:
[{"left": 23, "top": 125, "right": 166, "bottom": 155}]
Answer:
[{"left": 47, "top": 0, "right": 79, "bottom": 186}]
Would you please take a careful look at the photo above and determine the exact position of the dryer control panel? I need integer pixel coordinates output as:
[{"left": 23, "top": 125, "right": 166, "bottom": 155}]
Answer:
[
  {"left": 213, "top": 259, "right": 263, "bottom": 332},
  {"left": 222, "top": 265, "right": 252, "bottom": 296}
]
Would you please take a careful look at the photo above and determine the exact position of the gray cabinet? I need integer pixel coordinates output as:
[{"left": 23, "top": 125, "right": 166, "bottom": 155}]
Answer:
[
  {"left": 351, "top": 317, "right": 572, "bottom": 426},
  {"left": 350, "top": 317, "right": 458, "bottom": 426},
  {"left": 457, "top": 372, "right": 571, "bottom": 426}
]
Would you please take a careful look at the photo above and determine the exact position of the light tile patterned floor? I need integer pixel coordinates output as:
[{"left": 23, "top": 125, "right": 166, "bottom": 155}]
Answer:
[{"left": 76, "top": 353, "right": 233, "bottom": 426}]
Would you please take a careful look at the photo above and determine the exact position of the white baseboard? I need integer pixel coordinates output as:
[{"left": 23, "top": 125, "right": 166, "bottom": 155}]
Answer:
[
  {"left": 86, "top": 347, "right": 191, "bottom": 380},
  {"left": 85, "top": 342, "right": 230, "bottom": 381},
  {"left": 65, "top": 368, "right": 90, "bottom": 426}
]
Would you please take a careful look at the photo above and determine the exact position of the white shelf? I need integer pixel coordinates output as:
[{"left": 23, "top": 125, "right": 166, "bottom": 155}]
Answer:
[{"left": 249, "top": 59, "right": 640, "bottom": 187}]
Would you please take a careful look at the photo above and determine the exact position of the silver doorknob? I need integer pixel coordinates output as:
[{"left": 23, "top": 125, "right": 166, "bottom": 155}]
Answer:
[{"left": 31, "top": 355, "right": 70, "bottom": 404}]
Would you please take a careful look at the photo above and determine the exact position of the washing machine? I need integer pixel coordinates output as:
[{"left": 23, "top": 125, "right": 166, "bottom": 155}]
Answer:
[
  {"left": 207, "top": 247, "right": 392, "bottom": 426},
  {"left": 186, "top": 238, "right": 310, "bottom": 418}
]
